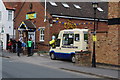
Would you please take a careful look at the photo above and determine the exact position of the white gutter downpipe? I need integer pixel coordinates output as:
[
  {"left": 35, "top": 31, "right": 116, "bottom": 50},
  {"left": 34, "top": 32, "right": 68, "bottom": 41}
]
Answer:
[{"left": 44, "top": 0, "right": 47, "bottom": 22}]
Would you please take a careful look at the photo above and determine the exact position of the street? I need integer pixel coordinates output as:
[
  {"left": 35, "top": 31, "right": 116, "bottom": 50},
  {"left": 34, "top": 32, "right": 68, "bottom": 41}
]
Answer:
[
  {"left": 0, "top": 48, "right": 119, "bottom": 80},
  {"left": 2, "top": 56, "right": 99, "bottom": 78}
]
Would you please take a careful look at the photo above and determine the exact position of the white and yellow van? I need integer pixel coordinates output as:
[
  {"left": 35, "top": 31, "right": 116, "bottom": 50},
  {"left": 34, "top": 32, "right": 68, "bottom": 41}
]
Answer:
[{"left": 49, "top": 29, "right": 89, "bottom": 62}]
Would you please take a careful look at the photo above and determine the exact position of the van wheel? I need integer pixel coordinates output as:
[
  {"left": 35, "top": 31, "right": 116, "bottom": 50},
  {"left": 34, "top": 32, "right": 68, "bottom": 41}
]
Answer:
[
  {"left": 71, "top": 55, "right": 75, "bottom": 63},
  {"left": 50, "top": 53, "right": 56, "bottom": 60}
]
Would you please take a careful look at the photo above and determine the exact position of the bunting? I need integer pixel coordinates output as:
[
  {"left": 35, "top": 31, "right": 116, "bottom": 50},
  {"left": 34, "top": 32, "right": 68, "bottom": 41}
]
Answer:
[
  {"left": 53, "top": 19, "right": 94, "bottom": 26},
  {"left": 52, "top": 18, "right": 94, "bottom": 29},
  {"left": 18, "top": 18, "right": 94, "bottom": 32}
]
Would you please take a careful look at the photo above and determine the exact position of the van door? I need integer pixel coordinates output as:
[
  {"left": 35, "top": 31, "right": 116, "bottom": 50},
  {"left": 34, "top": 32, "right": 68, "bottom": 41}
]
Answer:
[{"left": 57, "top": 33, "right": 75, "bottom": 59}]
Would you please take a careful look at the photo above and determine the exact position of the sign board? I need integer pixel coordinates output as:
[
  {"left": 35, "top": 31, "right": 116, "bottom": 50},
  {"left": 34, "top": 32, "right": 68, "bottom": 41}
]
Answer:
[
  {"left": 93, "top": 35, "right": 97, "bottom": 41},
  {"left": 26, "top": 12, "right": 36, "bottom": 20}
]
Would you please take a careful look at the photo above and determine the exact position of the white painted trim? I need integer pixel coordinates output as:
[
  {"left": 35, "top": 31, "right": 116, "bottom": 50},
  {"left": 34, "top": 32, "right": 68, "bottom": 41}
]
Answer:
[{"left": 52, "top": 15, "right": 108, "bottom": 22}]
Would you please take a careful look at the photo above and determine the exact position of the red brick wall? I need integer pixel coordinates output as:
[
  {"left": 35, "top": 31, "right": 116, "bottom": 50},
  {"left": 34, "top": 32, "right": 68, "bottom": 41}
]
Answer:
[
  {"left": 14, "top": 2, "right": 108, "bottom": 52},
  {"left": 14, "top": 2, "right": 119, "bottom": 65},
  {"left": 107, "top": 2, "right": 119, "bottom": 65},
  {"left": 14, "top": 2, "right": 51, "bottom": 51}
]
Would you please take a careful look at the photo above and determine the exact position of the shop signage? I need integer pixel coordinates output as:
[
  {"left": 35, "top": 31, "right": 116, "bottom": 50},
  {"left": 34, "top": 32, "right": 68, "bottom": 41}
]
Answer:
[{"left": 26, "top": 12, "right": 36, "bottom": 20}]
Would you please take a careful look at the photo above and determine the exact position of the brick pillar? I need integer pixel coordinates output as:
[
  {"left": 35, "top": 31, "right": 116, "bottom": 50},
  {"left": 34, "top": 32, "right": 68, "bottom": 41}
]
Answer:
[
  {"left": 88, "top": 2, "right": 120, "bottom": 66},
  {"left": 107, "top": 2, "right": 120, "bottom": 65}
]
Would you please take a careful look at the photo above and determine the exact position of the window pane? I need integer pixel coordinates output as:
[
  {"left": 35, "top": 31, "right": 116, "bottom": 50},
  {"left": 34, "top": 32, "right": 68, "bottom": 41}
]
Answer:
[
  {"left": 43, "top": 35, "right": 44, "bottom": 40},
  {"left": 63, "top": 34, "right": 74, "bottom": 45},
  {"left": 41, "top": 29, "right": 44, "bottom": 34},
  {"left": 41, "top": 36, "right": 43, "bottom": 40},
  {"left": 40, "top": 29, "right": 42, "bottom": 34},
  {"left": 84, "top": 34, "right": 88, "bottom": 41},
  {"left": 75, "top": 34, "right": 79, "bottom": 41},
  {"left": 8, "top": 10, "right": 12, "bottom": 21},
  {"left": 43, "top": 29, "right": 44, "bottom": 34},
  {"left": 56, "top": 39, "right": 60, "bottom": 47}
]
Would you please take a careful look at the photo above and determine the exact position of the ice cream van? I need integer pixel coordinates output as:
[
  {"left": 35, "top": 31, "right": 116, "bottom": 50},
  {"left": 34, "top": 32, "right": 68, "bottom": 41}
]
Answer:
[{"left": 49, "top": 29, "right": 89, "bottom": 62}]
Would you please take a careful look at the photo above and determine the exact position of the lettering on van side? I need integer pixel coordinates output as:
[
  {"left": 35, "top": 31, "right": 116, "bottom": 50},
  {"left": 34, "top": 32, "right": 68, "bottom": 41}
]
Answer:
[
  {"left": 62, "top": 46, "right": 78, "bottom": 48},
  {"left": 64, "top": 31, "right": 74, "bottom": 34}
]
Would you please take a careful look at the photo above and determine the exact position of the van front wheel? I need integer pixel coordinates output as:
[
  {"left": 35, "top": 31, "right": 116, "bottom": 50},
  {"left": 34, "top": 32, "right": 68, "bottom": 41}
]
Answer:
[
  {"left": 71, "top": 55, "right": 75, "bottom": 63},
  {"left": 50, "top": 53, "right": 56, "bottom": 60}
]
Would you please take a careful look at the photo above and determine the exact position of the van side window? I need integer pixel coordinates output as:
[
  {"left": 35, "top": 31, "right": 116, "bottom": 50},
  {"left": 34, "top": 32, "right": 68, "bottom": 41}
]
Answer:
[
  {"left": 63, "top": 34, "right": 74, "bottom": 45},
  {"left": 84, "top": 34, "right": 88, "bottom": 41},
  {"left": 75, "top": 34, "right": 79, "bottom": 41},
  {"left": 56, "top": 39, "right": 60, "bottom": 47}
]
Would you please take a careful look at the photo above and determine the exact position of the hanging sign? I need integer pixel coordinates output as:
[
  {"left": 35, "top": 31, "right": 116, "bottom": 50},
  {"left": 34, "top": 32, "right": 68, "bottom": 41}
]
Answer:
[{"left": 26, "top": 12, "right": 36, "bottom": 20}]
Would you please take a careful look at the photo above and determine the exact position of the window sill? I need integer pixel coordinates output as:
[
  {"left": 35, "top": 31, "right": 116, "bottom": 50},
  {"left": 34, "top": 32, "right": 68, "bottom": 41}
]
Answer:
[{"left": 39, "top": 40, "right": 44, "bottom": 42}]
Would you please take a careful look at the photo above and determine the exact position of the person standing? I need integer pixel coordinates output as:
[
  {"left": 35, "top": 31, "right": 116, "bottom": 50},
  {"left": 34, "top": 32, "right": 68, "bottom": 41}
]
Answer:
[
  {"left": 12, "top": 39, "right": 17, "bottom": 53},
  {"left": 27, "top": 39, "right": 33, "bottom": 57},
  {"left": 21, "top": 41, "right": 27, "bottom": 55},
  {"left": 16, "top": 39, "right": 22, "bottom": 57},
  {"left": 8, "top": 39, "right": 13, "bottom": 52}
]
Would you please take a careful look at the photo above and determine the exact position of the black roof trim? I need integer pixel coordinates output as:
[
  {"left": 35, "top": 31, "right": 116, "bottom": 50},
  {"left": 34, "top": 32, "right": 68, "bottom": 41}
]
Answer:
[{"left": 6, "top": 8, "right": 15, "bottom": 11}]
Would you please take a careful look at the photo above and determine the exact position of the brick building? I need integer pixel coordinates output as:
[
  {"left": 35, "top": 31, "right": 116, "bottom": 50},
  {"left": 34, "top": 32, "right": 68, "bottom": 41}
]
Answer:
[{"left": 13, "top": 1, "right": 119, "bottom": 66}]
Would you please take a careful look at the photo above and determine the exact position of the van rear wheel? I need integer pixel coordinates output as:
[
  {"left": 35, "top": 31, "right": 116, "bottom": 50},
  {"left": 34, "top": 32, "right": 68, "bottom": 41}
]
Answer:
[
  {"left": 50, "top": 53, "right": 56, "bottom": 60},
  {"left": 71, "top": 55, "right": 75, "bottom": 63}
]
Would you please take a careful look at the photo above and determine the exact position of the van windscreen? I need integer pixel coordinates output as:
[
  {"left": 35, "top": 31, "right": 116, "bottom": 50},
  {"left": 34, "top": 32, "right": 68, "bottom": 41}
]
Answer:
[{"left": 62, "top": 34, "right": 74, "bottom": 45}]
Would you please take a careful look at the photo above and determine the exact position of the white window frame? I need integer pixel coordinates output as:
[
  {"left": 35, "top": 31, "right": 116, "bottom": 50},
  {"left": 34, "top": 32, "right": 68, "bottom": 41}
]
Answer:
[
  {"left": 0, "top": 11, "right": 1, "bottom": 21},
  {"left": 62, "top": 3, "right": 69, "bottom": 8},
  {"left": 39, "top": 27, "right": 45, "bottom": 42},
  {"left": 49, "top": 1, "right": 57, "bottom": 6},
  {"left": 8, "top": 10, "right": 12, "bottom": 21}
]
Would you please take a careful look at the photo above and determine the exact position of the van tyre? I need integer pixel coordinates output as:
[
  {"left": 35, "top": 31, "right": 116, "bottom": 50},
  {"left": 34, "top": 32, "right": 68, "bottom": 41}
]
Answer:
[
  {"left": 50, "top": 53, "right": 56, "bottom": 60},
  {"left": 71, "top": 55, "right": 75, "bottom": 63}
]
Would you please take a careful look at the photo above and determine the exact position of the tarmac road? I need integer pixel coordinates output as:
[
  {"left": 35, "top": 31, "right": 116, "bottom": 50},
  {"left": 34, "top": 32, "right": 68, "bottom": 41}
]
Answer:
[
  {"left": 2, "top": 57, "right": 99, "bottom": 78},
  {"left": 1, "top": 48, "right": 119, "bottom": 80}
]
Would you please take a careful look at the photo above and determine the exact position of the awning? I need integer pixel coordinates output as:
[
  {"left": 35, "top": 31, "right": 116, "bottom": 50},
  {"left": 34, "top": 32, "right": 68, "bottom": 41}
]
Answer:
[{"left": 18, "top": 21, "right": 36, "bottom": 32}]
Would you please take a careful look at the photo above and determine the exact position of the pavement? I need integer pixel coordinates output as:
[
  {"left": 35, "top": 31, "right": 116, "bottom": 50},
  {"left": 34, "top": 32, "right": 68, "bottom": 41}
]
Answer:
[{"left": 0, "top": 50, "right": 120, "bottom": 80}]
